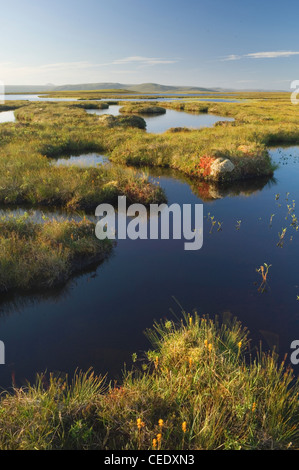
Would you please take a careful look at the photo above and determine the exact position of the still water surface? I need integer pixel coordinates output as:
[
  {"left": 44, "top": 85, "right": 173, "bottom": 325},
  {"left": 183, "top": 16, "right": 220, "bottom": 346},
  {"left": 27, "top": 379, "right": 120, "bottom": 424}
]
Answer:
[{"left": 87, "top": 105, "right": 234, "bottom": 133}]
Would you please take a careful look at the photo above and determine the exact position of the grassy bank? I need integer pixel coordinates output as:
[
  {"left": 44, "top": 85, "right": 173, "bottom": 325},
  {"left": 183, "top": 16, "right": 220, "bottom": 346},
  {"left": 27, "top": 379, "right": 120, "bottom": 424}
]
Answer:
[
  {"left": 0, "top": 313, "right": 297, "bottom": 450},
  {"left": 0, "top": 213, "right": 112, "bottom": 292}
]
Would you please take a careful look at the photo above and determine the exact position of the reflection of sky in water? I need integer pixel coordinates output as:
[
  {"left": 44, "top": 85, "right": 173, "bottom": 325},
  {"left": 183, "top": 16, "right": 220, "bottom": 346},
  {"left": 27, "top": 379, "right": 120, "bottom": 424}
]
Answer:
[
  {"left": 53, "top": 152, "right": 108, "bottom": 168},
  {"left": 87, "top": 105, "right": 233, "bottom": 133}
]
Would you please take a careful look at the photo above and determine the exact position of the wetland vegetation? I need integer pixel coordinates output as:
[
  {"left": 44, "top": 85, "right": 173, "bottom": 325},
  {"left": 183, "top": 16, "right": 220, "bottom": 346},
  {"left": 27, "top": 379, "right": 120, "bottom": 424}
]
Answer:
[
  {"left": 1, "top": 91, "right": 299, "bottom": 449},
  {"left": 0, "top": 312, "right": 298, "bottom": 450}
]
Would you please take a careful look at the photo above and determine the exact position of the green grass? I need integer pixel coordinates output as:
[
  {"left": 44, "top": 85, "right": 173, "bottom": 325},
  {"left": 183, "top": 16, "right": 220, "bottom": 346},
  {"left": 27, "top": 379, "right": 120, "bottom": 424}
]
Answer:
[
  {"left": 119, "top": 103, "right": 166, "bottom": 115},
  {"left": 0, "top": 312, "right": 297, "bottom": 450},
  {"left": 0, "top": 212, "right": 112, "bottom": 292},
  {"left": 9, "top": 97, "right": 291, "bottom": 183}
]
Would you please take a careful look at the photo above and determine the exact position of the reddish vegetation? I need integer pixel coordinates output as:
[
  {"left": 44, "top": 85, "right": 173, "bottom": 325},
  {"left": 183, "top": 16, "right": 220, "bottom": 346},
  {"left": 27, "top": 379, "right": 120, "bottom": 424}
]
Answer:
[
  {"left": 196, "top": 181, "right": 214, "bottom": 201},
  {"left": 197, "top": 156, "right": 216, "bottom": 177}
]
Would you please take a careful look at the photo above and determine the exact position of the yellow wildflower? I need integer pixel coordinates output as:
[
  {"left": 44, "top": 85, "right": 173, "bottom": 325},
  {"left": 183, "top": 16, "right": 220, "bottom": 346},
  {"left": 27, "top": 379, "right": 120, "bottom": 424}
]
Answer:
[
  {"left": 182, "top": 421, "right": 187, "bottom": 433},
  {"left": 136, "top": 418, "right": 145, "bottom": 429}
]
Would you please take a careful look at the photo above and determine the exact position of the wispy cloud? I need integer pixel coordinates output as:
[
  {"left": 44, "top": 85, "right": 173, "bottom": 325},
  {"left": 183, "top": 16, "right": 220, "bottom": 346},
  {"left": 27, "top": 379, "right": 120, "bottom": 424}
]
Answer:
[
  {"left": 0, "top": 57, "right": 179, "bottom": 85},
  {"left": 110, "top": 56, "right": 179, "bottom": 66},
  {"left": 222, "top": 54, "right": 242, "bottom": 61},
  {"left": 222, "top": 51, "right": 299, "bottom": 61}
]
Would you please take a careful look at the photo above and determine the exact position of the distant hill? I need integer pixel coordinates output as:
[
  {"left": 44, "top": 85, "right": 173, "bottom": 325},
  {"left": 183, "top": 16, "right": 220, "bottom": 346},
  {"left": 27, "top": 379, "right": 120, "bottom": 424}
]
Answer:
[
  {"left": 127, "top": 83, "right": 215, "bottom": 93},
  {"left": 5, "top": 82, "right": 286, "bottom": 95},
  {"left": 5, "top": 85, "right": 55, "bottom": 93},
  {"left": 53, "top": 82, "right": 216, "bottom": 93}
]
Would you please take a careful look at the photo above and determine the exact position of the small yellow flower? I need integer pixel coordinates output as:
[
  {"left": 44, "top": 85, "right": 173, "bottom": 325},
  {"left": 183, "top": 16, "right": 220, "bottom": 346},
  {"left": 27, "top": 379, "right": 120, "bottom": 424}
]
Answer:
[
  {"left": 189, "top": 316, "right": 192, "bottom": 326},
  {"left": 157, "top": 433, "right": 162, "bottom": 443},
  {"left": 136, "top": 418, "right": 145, "bottom": 429},
  {"left": 208, "top": 343, "right": 213, "bottom": 352},
  {"left": 204, "top": 339, "right": 208, "bottom": 348},
  {"left": 252, "top": 402, "right": 256, "bottom": 412},
  {"left": 182, "top": 421, "right": 187, "bottom": 433},
  {"left": 152, "top": 438, "right": 157, "bottom": 449},
  {"left": 188, "top": 357, "right": 193, "bottom": 368},
  {"left": 158, "top": 419, "right": 164, "bottom": 428},
  {"left": 238, "top": 341, "right": 242, "bottom": 349}
]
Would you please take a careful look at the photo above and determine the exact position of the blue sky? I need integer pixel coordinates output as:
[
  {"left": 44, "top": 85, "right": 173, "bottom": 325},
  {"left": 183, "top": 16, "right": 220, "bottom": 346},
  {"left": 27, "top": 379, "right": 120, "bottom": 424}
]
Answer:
[{"left": 1, "top": 0, "right": 298, "bottom": 89}]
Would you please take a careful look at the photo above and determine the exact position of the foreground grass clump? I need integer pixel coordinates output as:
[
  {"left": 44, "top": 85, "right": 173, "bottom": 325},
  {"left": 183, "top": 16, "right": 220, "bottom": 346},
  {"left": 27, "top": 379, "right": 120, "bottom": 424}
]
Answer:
[
  {"left": 0, "top": 213, "right": 112, "bottom": 292},
  {"left": 0, "top": 314, "right": 298, "bottom": 450}
]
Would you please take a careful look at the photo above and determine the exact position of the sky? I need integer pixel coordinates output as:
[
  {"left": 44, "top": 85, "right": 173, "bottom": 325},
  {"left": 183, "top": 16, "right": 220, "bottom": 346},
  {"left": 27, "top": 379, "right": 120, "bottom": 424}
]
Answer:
[{"left": 0, "top": 0, "right": 298, "bottom": 89}]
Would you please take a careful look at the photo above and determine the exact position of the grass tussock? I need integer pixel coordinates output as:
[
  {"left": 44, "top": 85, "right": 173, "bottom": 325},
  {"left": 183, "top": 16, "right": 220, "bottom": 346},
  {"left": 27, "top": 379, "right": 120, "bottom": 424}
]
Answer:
[
  {"left": 119, "top": 103, "right": 166, "bottom": 115},
  {"left": 0, "top": 213, "right": 112, "bottom": 292},
  {"left": 0, "top": 313, "right": 298, "bottom": 450}
]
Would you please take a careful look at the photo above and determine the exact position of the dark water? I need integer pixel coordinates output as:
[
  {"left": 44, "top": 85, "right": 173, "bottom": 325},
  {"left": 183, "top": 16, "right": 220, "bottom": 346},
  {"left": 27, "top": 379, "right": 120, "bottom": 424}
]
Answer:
[
  {"left": 0, "top": 146, "right": 299, "bottom": 389},
  {"left": 0, "top": 111, "right": 16, "bottom": 123},
  {"left": 87, "top": 105, "right": 234, "bottom": 133}
]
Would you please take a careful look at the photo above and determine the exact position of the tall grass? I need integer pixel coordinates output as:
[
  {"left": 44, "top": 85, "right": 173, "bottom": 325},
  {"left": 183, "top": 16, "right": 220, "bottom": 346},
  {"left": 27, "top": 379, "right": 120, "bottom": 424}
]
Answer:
[
  {"left": 0, "top": 213, "right": 112, "bottom": 292},
  {"left": 0, "top": 313, "right": 297, "bottom": 450}
]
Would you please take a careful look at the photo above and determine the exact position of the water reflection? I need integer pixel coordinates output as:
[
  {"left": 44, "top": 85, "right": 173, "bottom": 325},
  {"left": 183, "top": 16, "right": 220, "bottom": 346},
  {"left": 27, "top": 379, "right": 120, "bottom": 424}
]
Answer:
[
  {"left": 52, "top": 152, "right": 108, "bottom": 168},
  {"left": 87, "top": 105, "right": 234, "bottom": 133}
]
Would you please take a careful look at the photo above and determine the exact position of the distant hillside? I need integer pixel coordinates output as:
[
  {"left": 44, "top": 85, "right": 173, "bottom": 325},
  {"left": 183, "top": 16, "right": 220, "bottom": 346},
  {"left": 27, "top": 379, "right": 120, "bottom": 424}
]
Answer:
[
  {"left": 126, "top": 83, "right": 216, "bottom": 93},
  {"left": 5, "top": 83, "right": 286, "bottom": 94},
  {"left": 5, "top": 85, "right": 55, "bottom": 93},
  {"left": 52, "top": 82, "right": 216, "bottom": 93},
  {"left": 53, "top": 82, "right": 126, "bottom": 92}
]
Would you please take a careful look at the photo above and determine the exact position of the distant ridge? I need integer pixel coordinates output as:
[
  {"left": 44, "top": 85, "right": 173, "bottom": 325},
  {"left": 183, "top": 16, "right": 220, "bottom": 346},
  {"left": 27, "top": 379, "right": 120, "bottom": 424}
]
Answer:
[
  {"left": 5, "top": 83, "right": 287, "bottom": 94},
  {"left": 5, "top": 85, "right": 55, "bottom": 93},
  {"left": 53, "top": 82, "right": 216, "bottom": 93},
  {"left": 5, "top": 82, "right": 216, "bottom": 94}
]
